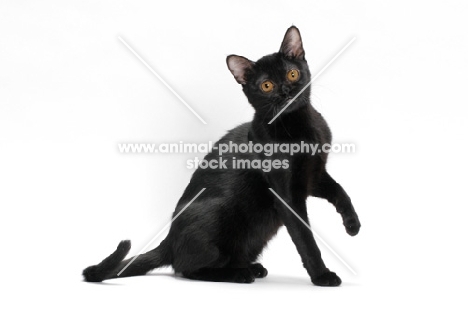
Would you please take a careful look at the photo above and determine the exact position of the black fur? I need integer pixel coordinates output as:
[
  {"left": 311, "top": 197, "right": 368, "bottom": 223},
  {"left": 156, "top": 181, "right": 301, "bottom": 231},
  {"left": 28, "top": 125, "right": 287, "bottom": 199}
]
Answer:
[{"left": 83, "top": 26, "right": 360, "bottom": 286}]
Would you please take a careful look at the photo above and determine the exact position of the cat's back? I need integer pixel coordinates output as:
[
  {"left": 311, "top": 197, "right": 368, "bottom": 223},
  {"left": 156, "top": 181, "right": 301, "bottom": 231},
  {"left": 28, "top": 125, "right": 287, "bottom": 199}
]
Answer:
[
  {"left": 177, "top": 121, "right": 265, "bottom": 203},
  {"left": 217, "top": 122, "right": 252, "bottom": 145}
]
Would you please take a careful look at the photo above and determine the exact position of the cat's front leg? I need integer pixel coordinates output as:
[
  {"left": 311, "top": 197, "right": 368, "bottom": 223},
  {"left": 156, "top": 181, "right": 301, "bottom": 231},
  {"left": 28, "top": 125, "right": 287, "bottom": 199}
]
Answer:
[
  {"left": 269, "top": 185, "right": 341, "bottom": 286},
  {"left": 311, "top": 171, "right": 361, "bottom": 236}
]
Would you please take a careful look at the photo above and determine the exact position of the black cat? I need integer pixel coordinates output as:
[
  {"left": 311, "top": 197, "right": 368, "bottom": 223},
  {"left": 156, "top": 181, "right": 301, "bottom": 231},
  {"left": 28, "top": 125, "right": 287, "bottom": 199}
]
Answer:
[{"left": 83, "top": 26, "right": 360, "bottom": 286}]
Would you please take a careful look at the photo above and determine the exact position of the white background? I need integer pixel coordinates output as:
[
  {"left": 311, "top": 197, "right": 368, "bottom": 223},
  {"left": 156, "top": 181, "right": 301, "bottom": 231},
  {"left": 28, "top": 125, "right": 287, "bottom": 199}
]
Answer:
[{"left": 1, "top": 0, "right": 467, "bottom": 310}]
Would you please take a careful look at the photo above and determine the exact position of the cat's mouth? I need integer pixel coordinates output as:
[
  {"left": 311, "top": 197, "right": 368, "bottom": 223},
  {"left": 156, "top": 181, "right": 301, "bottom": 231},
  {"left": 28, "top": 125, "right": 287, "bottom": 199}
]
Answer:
[
  {"left": 279, "top": 96, "right": 294, "bottom": 107},
  {"left": 275, "top": 94, "right": 305, "bottom": 113}
]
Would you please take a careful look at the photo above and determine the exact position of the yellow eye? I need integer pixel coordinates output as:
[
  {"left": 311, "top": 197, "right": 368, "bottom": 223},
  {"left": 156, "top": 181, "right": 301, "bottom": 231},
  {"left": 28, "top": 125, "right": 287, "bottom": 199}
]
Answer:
[
  {"left": 261, "top": 80, "right": 274, "bottom": 93},
  {"left": 287, "top": 69, "right": 300, "bottom": 82}
]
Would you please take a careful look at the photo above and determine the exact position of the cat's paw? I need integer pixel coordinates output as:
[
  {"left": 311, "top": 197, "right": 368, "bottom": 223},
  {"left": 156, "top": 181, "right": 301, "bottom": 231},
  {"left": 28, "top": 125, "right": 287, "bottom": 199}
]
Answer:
[
  {"left": 312, "top": 271, "right": 342, "bottom": 287},
  {"left": 249, "top": 263, "right": 268, "bottom": 278},
  {"left": 343, "top": 213, "right": 361, "bottom": 236},
  {"left": 233, "top": 268, "right": 256, "bottom": 283}
]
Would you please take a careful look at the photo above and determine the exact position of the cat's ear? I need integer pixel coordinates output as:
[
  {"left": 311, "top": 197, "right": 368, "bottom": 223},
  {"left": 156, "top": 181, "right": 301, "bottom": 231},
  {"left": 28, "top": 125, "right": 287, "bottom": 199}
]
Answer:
[
  {"left": 279, "top": 26, "right": 305, "bottom": 60},
  {"left": 226, "top": 55, "right": 255, "bottom": 85}
]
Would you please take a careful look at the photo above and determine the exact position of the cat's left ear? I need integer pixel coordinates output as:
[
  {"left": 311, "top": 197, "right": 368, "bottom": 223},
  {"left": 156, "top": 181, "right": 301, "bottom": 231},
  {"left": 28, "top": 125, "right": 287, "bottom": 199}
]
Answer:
[
  {"left": 226, "top": 55, "right": 255, "bottom": 85},
  {"left": 279, "top": 26, "right": 305, "bottom": 60}
]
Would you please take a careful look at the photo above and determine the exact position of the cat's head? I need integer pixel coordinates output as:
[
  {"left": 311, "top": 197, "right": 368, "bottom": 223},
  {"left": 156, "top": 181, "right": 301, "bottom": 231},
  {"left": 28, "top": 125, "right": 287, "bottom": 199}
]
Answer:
[{"left": 227, "top": 26, "right": 311, "bottom": 116}]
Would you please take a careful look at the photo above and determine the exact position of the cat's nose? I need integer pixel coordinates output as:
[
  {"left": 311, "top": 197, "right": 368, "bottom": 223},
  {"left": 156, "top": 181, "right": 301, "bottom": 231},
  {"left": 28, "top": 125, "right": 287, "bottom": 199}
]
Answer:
[{"left": 282, "top": 85, "right": 291, "bottom": 96}]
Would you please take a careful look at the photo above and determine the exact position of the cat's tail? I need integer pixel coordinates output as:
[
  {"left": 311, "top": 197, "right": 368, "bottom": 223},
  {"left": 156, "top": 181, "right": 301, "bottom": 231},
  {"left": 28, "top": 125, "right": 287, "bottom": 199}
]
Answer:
[{"left": 82, "top": 239, "right": 171, "bottom": 282}]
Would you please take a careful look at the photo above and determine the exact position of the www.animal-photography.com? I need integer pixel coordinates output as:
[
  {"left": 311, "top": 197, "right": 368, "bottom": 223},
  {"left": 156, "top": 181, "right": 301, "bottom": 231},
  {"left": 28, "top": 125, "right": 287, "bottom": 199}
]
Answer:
[{"left": 1, "top": 1, "right": 467, "bottom": 310}]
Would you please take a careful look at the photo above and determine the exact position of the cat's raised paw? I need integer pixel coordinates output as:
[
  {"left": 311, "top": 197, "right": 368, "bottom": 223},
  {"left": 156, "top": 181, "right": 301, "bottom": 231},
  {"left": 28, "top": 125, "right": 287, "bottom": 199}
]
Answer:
[
  {"left": 312, "top": 271, "right": 342, "bottom": 287},
  {"left": 344, "top": 215, "right": 361, "bottom": 236}
]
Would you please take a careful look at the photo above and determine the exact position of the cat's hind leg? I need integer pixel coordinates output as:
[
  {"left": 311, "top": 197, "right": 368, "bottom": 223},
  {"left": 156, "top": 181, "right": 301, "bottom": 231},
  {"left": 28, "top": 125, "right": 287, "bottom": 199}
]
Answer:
[
  {"left": 183, "top": 267, "right": 256, "bottom": 283},
  {"left": 171, "top": 228, "right": 230, "bottom": 275},
  {"left": 181, "top": 262, "right": 267, "bottom": 283}
]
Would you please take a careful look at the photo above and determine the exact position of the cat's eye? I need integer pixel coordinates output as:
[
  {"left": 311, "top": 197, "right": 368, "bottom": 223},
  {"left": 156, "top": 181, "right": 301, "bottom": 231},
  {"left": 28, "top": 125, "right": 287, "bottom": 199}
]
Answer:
[
  {"left": 287, "top": 69, "right": 300, "bottom": 82},
  {"left": 260, "top": 80, "right": 275, "bottom": 93}
]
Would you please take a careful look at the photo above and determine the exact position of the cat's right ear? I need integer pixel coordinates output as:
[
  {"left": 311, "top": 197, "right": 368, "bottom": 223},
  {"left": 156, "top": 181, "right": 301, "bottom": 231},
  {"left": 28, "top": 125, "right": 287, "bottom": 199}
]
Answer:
[
  {"left": 226, "top": 55, "right": 254, "bottom": 85},
  {"left": 279, "top": 26, "right": 305, "bottom": 60}
]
